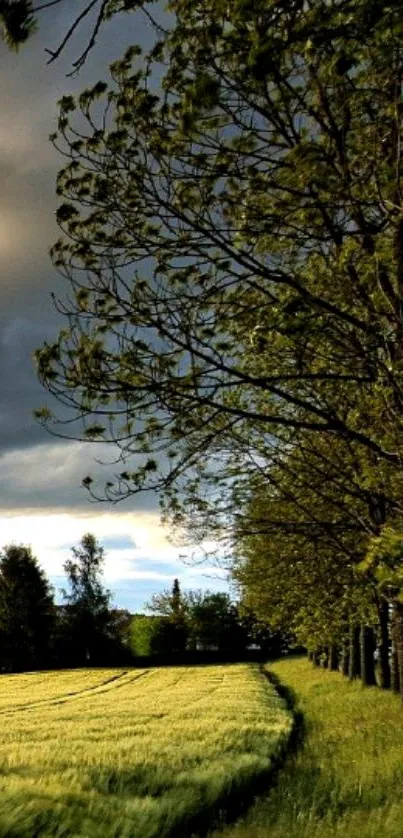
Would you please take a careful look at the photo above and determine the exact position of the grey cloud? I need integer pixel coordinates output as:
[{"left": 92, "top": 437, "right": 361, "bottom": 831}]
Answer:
[
  {"left": 0, "top": 5, "right": 166, "bottom": 514},
  {"left": 0, "top": 6, "right": 226, "bottom": 613},
  {"left": 0, "top": 313, "right": 65, "bottom": 453},
  {"left": 0, "top": 440, "right": 160, "bottom": 513},
  {"left": 100, "top": 534, "right": 138, "bottom": 550}
]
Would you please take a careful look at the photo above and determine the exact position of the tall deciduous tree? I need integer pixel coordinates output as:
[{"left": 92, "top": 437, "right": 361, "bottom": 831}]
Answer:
[
  {"left": 230, "top": 451, "right": 380, "bottom": 663},
  {"left": 62, "top": 532, "right": 115, "bottom": 665},
  {"left": 360, "top": 528, "right": 403, "bottom": 695},
  {"left": 33, "top": 0, "right": 403, "bottom": 679},
  {"left": 0, "top": 544, "right": 55, "bottom": 672},
  {"left": 35, "top": 0, "right": 403, "bottom": 518}
]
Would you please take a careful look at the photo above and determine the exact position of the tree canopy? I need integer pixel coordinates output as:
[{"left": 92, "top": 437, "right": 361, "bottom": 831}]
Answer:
[
  {"left": 62, "top": 532, "right": 118, "bottom": 664},
  {"left": 132, "top": 583, "right": 265, "bottom": 655},
  {"left": 35, "top": 0, "right": 403, "bottom": 507},
  {"left": 0, "top": 544, "right": 55, "bottom": 672},
  {"left": 33, "top": 0, "right": 403, "bottom": 690}
]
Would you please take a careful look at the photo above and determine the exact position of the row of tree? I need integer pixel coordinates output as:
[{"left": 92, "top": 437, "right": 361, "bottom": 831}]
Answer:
[
  {"left": 8, "top": 4, "right": 403, "bottom": 691},
  {"left": 232, "top": 456, "right": 401, "bottom": 690},
  {"left": 0, "top": 539, "right": 288, "bottom": 671},
  {"left": 0, "top": 534, "right": 127, "bottom": 672},
  {"left": 131, "top": 579, "right": 292, "bottom": 658}
]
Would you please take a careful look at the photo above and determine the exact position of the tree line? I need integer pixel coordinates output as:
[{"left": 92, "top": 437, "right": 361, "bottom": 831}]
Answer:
[
  {"left": 0, "top": 538, "right": 287, "bottom": 671},
  {"left": 0, "top": 533, "right": 128, "bottom": 671},
  {"left": 131, "top": 578, "right": 292, "bottom": 659},
  {"left": 5, "top": 4, "right": 403, "bottom": 690}
]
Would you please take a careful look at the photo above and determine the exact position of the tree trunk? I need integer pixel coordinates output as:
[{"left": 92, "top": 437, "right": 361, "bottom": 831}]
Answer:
[
  {"left": 391, "top": 607, "right": 400, "bottom": 693},
  {"left": 393, "top": 602, "right": 403, "bottom": 698},
  {"left": 348, "top": 625, "right": 361, "bottom": 679},
  {"left": 321, "top": 647, "right": 328, "bottom": 668},
  {"left": 360, "top": 625, "right": 377, "bottom": 686},
  {"left": 312, "top": 650, "right": 320, "bottom": 667},
  {"left": 328, "top": 644, "right": 339, "bottom": 671},
  {"left": 377, "top": 598, "right": 391, "bottom": 689},
  {"left": 307, "top": 650, "right": 313, "bottom": 662},
  {"left": 340, "top": 641, "right": 349, "bottom": 677}
]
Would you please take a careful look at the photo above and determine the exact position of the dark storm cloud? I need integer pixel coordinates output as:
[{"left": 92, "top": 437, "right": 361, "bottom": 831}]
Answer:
[
  {"left": 0, "top": 4, "right": 161, "bottom": 511},
  {"left": 0, "top": 7, "right": 231, "bottom": 612}
]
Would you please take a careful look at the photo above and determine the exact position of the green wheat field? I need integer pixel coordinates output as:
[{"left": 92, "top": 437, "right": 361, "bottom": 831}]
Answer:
[{"left": 0, "top": 664, "right": 292, "bottom": 837}]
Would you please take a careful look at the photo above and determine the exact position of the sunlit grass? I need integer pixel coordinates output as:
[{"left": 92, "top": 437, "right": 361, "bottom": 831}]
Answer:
[
  {"left": 0, "top": 664, "right": 291, "bottom": 837},
  {"left": 211, "top": 656, "right": 403, "bottom": 838}
]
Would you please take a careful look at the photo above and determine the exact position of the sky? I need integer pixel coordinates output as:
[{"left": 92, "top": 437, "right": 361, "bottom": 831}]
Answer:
[{"left": 0, "top": 2, "right": 229, "bottom": 612}]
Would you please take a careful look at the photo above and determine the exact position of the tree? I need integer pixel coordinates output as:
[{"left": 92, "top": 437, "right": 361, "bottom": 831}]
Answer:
[
  {"left": 186, "top": 591, "right": 245, "bottom": 652},
  {"left": 0, "top": 544, "right": 55, "bottom": 672},
  {"left": 61, "top": 532, "right": 117, "bottom": 665},
  {"left": 0, "top": 1, "right": 36, "bottom": 50},
  {"left": 33, "top": 0, "right": 403, "bottom": 684},
  {"left": 34, "top": 0, "right": 403, "bottom": 524},
  {"left": 130, "top": 614, "right": 184, "bottom": 656},
  {"left": 146, "top": 578, "right": 188, "bottom": 652},
  {"left": 360, "top": 527, "right": 403, "bottom": 695},
  {"left": 134, "top": 586, "right": 248, "bottom": 655},
  {"left": 130, "top": 614, "right": 156, "bottom": 656},
  {"left": 230, "top": 451, "right": 382, "bottom": 675},
  {"left": 148, "top": 577, "right": 184, "bottom": 618},
  {"left": 238, "top": 607, "right": 293, "bottom": 659}
]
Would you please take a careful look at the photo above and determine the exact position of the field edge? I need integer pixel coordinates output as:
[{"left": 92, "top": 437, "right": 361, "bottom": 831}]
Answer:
[{"left": 180, "top": 663, "right": 298, "bottom": 838}]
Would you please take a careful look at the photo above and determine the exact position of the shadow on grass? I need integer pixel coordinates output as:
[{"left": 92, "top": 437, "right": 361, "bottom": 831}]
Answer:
[
  {"left": 263, "top": 666, "right": 306, "bottom": 754},
  {"left": 170, "top": 663, "right": 306, "bottom": 838}
]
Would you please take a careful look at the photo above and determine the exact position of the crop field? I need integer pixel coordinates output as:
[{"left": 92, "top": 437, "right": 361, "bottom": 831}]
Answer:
[{"left": 0, "top": 664, "right": 292, "bottom": 838}]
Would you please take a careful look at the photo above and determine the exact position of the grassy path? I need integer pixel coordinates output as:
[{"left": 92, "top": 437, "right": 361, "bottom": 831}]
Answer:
[{"left": 209, "top": 656, "right": 403, "bottom": 838}]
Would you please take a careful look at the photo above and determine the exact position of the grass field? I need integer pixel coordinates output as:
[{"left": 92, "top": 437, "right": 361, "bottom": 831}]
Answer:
[
  {"left": 0, "top": 664, "right": 292, "bottom": 837},
  {"left": 211, "top": 656, "right": 403, "bottom": 838}
]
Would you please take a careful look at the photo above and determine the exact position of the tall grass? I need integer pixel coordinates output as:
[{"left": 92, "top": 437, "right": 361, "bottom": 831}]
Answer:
[
  {"left": 211, "top": 656, "right": 403, "bottom": 838},
  {"left": 0, "top": 664, "right": 291, "bottom": 837}
]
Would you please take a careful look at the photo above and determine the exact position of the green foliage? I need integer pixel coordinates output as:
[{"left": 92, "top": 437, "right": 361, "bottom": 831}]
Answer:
[
  {"left": 360, "top": 526, "right": 403, "bottom": 600},
  {"left": 130, "top": 614, "right": 155, "bottom": 655},
  {"left": 146, "top": 578, "right": 189, "bottom": 652},
  {"left": 130, "top": 614, "right": 185, "bottom": 655},
  {"left": 239, "top": 608, "right": 294, "bottom": 658},
  {"left": 145, "top": 582, "right": 254, "bottom": 653},
  {"left": 32, "top": 0, "right": 403, "bottom": 660},
  {"left": 187, "top": 591, "right": 245, "bottom": 651},
  {"left": 0, "top": 0, "right": 145, "bottom": 69},
  {"left": 62, "top": 533, "right": 118, "bottom": 665},
  {"left": 35, "top": 0, "right": 403, "bottom": 505},
  {"left": 231, "top": 438, "right": 379, "bottom": 652},
  {"left": 0, "top": 544, "right": 55, "bottom": 672}
]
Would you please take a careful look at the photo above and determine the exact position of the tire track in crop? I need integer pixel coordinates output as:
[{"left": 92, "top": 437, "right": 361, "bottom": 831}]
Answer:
[
  {"left": 0, "top": 670, "right": 141, "bottom": 715},
  {"left": 49, "top": 668, "right": 154, "bottom": 706},
  {"left": 167, "top": 668, "right": 226, "bottom": 713},
  {"left": 0, "top": 666, "right": 223, "bottom": 720},
  {"left": 142, "top": 668, "right": 226, "bottom": 719}
]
